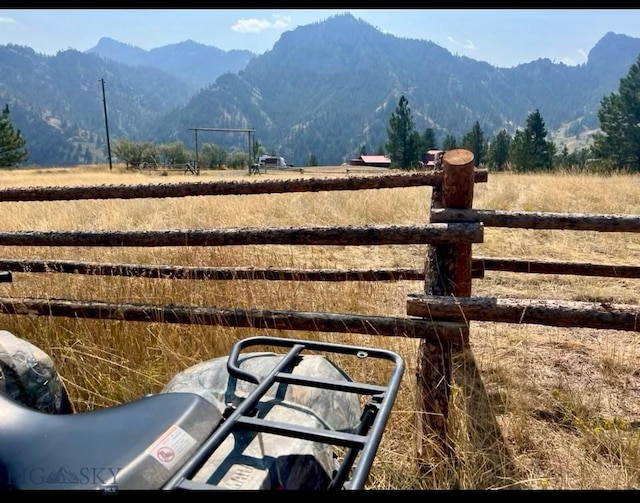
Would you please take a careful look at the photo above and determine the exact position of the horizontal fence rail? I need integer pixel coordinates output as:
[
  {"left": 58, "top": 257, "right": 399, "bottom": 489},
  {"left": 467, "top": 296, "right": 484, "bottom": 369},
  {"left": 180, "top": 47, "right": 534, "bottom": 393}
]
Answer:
[
  {"left": 430, "top": 208, "right": 640, "bottom": 232},
  {"left": 0, "top": 258, "right": 429, "bottom": 281},
  {"left": 0, "top": 297, "right": 466, "bottom": 342},
  {"left": 475, "top": 257, "right": 640, "bottom": 278},
  {"left": 0, "top": 223, "right": 484, "bottom": 247},
  {"left": 0, "top": 171, "right": 488, "bottom": 202},
  {"left": 406, "top": 294, "right": 640, "bottom": 332},
  {"left": 3, "top": 257, "right": 638, "bottom": 280}
]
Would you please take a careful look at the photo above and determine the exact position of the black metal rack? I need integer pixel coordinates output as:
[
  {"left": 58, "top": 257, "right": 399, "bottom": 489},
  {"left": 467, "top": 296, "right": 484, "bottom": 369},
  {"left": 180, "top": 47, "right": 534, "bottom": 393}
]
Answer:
[{"left": 163, "top": 336, "right": 405, "bottom": 491}]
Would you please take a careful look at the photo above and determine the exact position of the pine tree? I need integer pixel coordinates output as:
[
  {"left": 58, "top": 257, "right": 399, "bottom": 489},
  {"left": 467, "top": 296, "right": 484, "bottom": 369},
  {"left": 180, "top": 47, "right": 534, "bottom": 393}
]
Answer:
[
  {"left": 592, "top": 54, "right": 640, "bottom": 170},
  {"left": 385, "top": 96, "right": 419, "bottom": 169},
  {"left": 417, "top": 127, "right": 437, "bottom": 162},
  {"left": 421, "top": 128, "right": 438, "bottom": 151},
  {"left": 461, "top": 121, "right": 486, "bottom": 167},
  {"left": 488, "top": 129, "right": 511, "bottom": 171},
  {"left": 509, "top": 130, "right": 531, "bottom": 171},
  {"left": 509, "top": 109, "right": 554, "bottom": 171},
  {"left": 442, "top": 134, "right": 458, "bottom": 151},
  {"left": 0, "top": 104, "right": 28, "bottom": 167},
  {"left": 527, "top": 109, "right": 555, "bottom": 170}
]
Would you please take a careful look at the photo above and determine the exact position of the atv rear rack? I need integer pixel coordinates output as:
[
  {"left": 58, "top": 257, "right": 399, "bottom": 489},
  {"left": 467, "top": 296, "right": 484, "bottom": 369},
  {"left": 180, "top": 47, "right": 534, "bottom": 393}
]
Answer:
[{"left": 163, "top": 336, "right": 405, "bottom": 490}]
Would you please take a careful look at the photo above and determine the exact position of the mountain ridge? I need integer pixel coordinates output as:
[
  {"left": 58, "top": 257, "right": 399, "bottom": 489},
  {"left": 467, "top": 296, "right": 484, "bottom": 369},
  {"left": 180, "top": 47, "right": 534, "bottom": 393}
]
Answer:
[
  {"left": 1, "top": 12, "right": 639, "bottom": 166},
  {"left": 86, "top": 36, "right": 255, "bottom": 91}
]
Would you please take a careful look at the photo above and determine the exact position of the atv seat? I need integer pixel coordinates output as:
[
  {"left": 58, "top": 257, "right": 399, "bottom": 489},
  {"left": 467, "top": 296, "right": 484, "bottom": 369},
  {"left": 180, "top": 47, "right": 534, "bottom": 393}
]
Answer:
[{"left": 0, "top": 391, "right": 222, "bottom": 490}]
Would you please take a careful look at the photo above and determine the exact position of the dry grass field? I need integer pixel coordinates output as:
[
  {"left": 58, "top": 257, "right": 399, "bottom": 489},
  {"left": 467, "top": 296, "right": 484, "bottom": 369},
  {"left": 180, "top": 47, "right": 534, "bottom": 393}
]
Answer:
[{"left": 0, "top": 163, "right": 639, "bottom": 490}]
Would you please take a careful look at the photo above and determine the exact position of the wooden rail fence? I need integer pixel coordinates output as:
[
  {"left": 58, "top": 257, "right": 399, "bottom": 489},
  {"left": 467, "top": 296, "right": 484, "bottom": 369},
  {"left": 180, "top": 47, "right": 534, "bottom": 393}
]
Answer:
[{"left": 1, "top": 154, "right": 639, "bottom": 469}]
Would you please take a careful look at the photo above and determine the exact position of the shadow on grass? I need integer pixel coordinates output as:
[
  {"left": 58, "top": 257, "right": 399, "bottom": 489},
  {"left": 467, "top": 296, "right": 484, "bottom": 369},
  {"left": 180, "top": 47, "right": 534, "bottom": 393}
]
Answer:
[{"left": 450, "top": 346, "right": 529, "bottom": 489}]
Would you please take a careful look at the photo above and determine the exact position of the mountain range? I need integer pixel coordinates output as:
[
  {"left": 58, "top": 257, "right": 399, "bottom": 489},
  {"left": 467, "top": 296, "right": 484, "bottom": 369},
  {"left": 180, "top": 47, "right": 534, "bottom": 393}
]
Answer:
[{"left": 1, "top": 12, "right": 639, "bottom": 167}]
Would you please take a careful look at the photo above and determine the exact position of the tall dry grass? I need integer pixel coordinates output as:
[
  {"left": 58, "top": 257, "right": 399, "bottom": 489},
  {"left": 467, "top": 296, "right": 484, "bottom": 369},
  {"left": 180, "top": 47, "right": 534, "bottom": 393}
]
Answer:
[{"left": 0, "top": 164, "right": 639, "bottom": 489}]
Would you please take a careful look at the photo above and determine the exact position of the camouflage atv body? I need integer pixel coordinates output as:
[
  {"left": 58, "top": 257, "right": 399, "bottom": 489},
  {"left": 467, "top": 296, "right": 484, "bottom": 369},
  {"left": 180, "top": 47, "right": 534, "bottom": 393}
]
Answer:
[{"left": 161, "top": 349, "right": 363, "bottom": 489}]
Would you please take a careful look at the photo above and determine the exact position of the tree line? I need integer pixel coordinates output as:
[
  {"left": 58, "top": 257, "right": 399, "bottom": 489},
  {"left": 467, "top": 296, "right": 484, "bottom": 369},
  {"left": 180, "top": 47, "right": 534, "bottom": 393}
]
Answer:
[
  {"left": 384, "top": 97, "right": 576, "bottom": 172},
  {"left": 107, "top": 137, "right": 315, "bottom": 171},
  {"left": 3, "top": 53, "right": 640, "bottom": 172},
  {"left": 109, "top": 138, "right": 252, "bottom": 171}
]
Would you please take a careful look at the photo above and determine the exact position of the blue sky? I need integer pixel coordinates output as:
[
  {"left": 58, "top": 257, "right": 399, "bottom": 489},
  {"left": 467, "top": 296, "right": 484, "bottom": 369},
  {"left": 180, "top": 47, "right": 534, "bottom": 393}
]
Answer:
[{"left": 1, "top": 9, "right": 639, "bottom": 68}]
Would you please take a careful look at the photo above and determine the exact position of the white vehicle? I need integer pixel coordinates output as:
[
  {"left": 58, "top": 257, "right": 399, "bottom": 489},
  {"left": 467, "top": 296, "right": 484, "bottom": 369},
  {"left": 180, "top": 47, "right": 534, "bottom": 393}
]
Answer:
[{"left": 258, "top": 155, "right": 289, "bottom": 168}]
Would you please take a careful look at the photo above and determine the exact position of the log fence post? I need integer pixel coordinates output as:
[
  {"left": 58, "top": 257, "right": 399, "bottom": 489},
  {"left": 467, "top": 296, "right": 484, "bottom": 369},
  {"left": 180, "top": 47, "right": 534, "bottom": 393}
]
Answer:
[{"left": 415, "top": 149, "right": 477, "bottom": 467}]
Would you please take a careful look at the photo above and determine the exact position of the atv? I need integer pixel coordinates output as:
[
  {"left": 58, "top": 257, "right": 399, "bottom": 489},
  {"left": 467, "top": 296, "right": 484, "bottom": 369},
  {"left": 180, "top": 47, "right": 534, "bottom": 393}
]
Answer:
[{"left": 0, "top": 325, "right": 404, "bottom": 491}]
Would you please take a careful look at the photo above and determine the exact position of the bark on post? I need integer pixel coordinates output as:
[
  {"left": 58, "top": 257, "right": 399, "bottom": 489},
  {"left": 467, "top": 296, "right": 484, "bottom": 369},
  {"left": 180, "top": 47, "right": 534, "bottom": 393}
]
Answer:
[
  {"left": 416, "top": 148, "right": 476, "bottom": 467},
  {"left": 442, "top": 149, "right": 475, "bottom": 302}
]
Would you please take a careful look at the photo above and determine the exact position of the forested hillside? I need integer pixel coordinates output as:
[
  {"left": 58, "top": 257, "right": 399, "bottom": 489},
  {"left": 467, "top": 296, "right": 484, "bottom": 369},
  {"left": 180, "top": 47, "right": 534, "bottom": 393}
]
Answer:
[{"left": 1, "top": 13, "right": 639, "bottom": 166}]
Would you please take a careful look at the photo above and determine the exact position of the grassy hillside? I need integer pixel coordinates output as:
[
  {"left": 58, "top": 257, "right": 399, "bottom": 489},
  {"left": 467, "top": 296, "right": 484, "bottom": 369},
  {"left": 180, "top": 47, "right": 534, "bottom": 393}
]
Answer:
[{"left": 0, "top": 164, "right": 638, "bottom": 489}]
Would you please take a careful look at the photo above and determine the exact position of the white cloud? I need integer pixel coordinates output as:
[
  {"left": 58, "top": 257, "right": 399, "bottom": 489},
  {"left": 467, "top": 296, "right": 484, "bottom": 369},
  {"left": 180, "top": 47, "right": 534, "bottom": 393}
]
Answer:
[
  {"left": 271, "top": 15, "right": 291, "bottom": 29},
  {"left": 560, "top": 49, "right": 588, "bottom": 66},
  {"left": 0, "top": 17, "right": 17, "bottom": 24},
  {"left": 447, "top": 36, "right": 477, "bottom": 52},
  {"left": 231, "top": 15, "right": 291, "bottom": 34}
]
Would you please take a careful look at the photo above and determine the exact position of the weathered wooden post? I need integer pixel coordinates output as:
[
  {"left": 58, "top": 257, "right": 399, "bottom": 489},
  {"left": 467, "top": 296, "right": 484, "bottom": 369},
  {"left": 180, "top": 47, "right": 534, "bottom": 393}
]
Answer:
[{"left": 416, "top": 148, "right": 476, "bottom": 466}]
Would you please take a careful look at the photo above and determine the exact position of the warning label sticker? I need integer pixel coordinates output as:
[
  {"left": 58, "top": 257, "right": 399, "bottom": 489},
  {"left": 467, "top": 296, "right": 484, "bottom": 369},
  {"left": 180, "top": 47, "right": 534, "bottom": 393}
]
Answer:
[{"left": 147, "top": 424, "right": 197, "bottom": 470}]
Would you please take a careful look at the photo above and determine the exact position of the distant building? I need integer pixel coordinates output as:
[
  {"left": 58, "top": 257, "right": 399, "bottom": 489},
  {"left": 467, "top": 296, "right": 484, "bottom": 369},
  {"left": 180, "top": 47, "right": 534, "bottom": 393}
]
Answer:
[{"left": 349, "top": 155, "right": 392, "bottom": 168}]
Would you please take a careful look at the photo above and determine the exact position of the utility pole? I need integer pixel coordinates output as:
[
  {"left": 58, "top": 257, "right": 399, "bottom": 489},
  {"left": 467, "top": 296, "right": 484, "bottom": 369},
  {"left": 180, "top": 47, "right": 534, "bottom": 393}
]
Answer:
[{"left": 99, "top": 78, "right": 113, "bottom": 170}]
